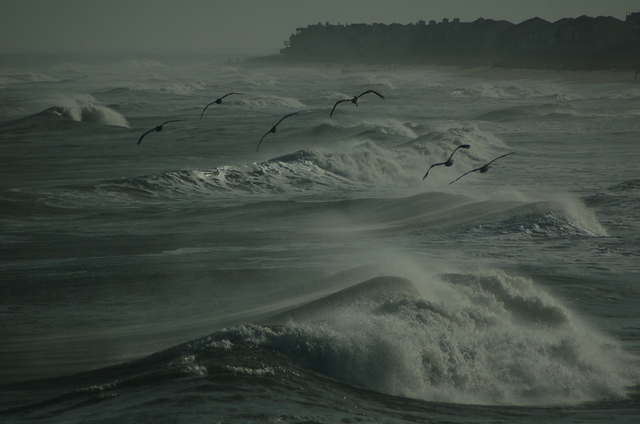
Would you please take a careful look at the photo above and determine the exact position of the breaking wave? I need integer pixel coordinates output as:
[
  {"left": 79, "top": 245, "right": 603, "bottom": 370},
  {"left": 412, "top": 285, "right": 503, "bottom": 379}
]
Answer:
[
  {"left": 0, "top": 72, "right": 59, "bottom": 85},
  {"left": 28, "top": 272, "right": 630, "bottom": 409},
  {"left": 35, "top": 94, "right": 129, "bottom": 127},
  {"left": 449, "top": 82, "right": 570, "bottom": 99}
]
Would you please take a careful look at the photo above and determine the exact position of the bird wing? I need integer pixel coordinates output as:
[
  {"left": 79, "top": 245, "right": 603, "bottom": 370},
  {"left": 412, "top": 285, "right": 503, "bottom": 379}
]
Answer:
[
  {"left": 274, "top": 112, "right": 298, "bottom": 127},
  {"left": 201, "top": 93, "right": 242, "bottom": 118},
  {"left": 257, "top": 113, "right": 298, "bottom": 151},
  {"left": 137, "top": 128, "right": 155, "bottom": 145},
  {"left": 330, "top": 99, "right": 349, "bottom": 117},
  {"left": 447, "top": 144, "right": 471, "bottom": 161},
  {"left": 485, "top": 151, "right": 516, "bottom": 166},
  {"left": 200, "top": 103, "right": 215, "bottom": 119},
  {"left": 449, "top": 167, "right": 481, "bottom": 185},
  {"left": 161, "top": 119, "right": 184, "bottom": 126},
  {"left": 256, "top": 131, "right": 270, "bottom": 152},
  {"left": 422, "top": 162, "right": 445, "bottom": 180},
  {"left": 219, "top": 92, "right": 242, "bottom": 101},
  {"left": 448, "top": 152, "right": 515, "bottom": 184},
  {"left": 358, "top": 89, "right": 385, "bottom": 99}
]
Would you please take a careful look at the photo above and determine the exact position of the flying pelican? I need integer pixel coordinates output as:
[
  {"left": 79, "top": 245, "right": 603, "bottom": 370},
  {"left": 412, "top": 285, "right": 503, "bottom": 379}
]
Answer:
[
  {"left": 256, "top": 112, "right": 298, "bottom": 152},
  {"left": 330, "top": 89, "right": 385, "bottom": 117},
  {"left": 199, "top": 92, "right": 242, "bottom": 119},
  {"left": 422, "top": 144, "right": 471, "bottom": 180},
  {"left": 449, "top": 152, "right": 516, "bottom": 185},
  {"left": 137, "top": 120, "right": 185, "bottom": 145}
]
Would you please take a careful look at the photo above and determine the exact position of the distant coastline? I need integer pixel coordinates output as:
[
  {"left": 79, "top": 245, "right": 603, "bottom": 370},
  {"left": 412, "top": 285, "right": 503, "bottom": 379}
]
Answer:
[{"left": 251, "top": 13, "right": 640, "bottom": 78}]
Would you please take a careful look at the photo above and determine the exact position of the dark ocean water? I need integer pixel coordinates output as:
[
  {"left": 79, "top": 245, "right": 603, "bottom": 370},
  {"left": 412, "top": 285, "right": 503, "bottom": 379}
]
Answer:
[{"left": 1, "top": 53, "right": 639, "bottom": 423}]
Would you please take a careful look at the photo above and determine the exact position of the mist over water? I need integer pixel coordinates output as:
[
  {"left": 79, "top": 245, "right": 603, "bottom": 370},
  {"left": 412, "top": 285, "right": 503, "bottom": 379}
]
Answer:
[{"left": 1, "top": 53, "right": 639, "bottom": 423}]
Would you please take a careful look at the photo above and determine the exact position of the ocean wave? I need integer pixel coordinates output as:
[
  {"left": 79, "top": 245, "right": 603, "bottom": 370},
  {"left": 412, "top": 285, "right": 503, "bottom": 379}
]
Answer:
[
  {"left": 475, "top": 108, "right": 533, "bottom": 122},
  {"left": 0, "top": 190, "right": 81, "bottom": 219},
  {"left": 72, "top": 272, "right": 632, "bottom": 408},
  {"left": 457, "top": 198, "right": 608, "bottom": 238},
  {"left": 29, "top": 93, "right": 130, "bottom": 127},
  {"left": 583, "top": 179, "right": 640, "bottom": 212},
  {"left": 0, "top": 72, "right": 59, "bottom": 85},
  {"left": 303, "top": 193, "right": 605, "bottom": 238},
  {"left": 351, "top": 118, "right": 419, "bottom": 140},
  {"left": 243, "top": 71, "right": 280, "bottom": 87},
  {"left": 598, "top": 88, "right": 640, "bottom": 100},
  {"left": 5, "top": 104, "right": 129, "bottom": 129},
  {"left": 93, "top": 78, "right": 209, "bottom": 98},
  {"left": 475, "top": 102, "right": 571, "bottom": 122},
  {"left": 87, "top": 142, "right": 421, "bottom": 201},
  {"left": 338, "top": 72, "right": 397, "bottom": 91},
  {"left": 449, "top": 82, "right": 570, "bottom": 99},
  {"left": 403, "top": 124, "right": 507, "bottom": 162},
  {"left": 157, "top": 81, "right": 207, "bottom": 95},
  {"left": 607, "top": 179, "right": 640, "bottom": 193},
  {"left": 300, "top": 118, "right": 422, "bottom": 144},
  {"left": 3, "top": 271, "right": 636, "bottom": 416},
  {"left": 229, "top": 272, "right": 636, "bottom": 405},
  {"left": 93, "top": 159, "right": 359, "bottom": 202},
  {"left": 476, "top": 104, "right": 629, "bottom": 123},
  {"left": 86, "top": 127, "right": 509, "bottom": 202},
  {"left": 270, "top": 144, "right": 421, "bottom": 186},
  {"left": 238, "top": 95, "right": 306, "bottom": 109},
  {"left": 111, "top": 81, "right": 208, "bottom": 96}
]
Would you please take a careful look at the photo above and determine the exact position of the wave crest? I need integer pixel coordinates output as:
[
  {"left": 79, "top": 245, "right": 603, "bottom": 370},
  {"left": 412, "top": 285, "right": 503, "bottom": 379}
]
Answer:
[
  {"left": 449, "top": 82, "right": 570, "bottom": 99},
  {"left": 198, "top": 271, "right": 637, "bottom": 406},
  {"left": 0, "top": 72, "right": 59, "bottom": 85},
  {"left": 38, "top": 94, "right": 129, "bottom": 127}
]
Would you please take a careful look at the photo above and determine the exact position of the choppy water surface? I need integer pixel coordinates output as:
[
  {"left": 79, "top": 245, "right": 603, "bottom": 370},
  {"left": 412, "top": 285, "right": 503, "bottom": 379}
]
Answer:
[{"left": 1, "top": 53, "right": 639, "bottom": 423}]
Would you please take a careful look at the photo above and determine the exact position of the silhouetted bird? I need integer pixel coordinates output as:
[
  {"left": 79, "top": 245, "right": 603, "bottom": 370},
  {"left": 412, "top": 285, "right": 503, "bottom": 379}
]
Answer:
[
  {"left": 137, "top": 120, "right": 185, "bottom": 145},
  {"left": 422, "top": 144, "right": 471, "bottom": 180},
  {"left": 330, "top": 89, "right": 385, "bottom": 117},
  {"left": 256, "top": 112, "right": 298, "bottom": 152},
  {"left": 449, "top": 152, "right": 516, "bottom": 185},
  {"left": 200, "top": 92, "right": 242, "bottom": 119}
]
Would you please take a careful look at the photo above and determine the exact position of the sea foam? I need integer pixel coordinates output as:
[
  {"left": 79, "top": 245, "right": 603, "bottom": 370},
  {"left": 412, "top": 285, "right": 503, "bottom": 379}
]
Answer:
[
  {"left": 206, "top": 270, "right": 638, "bottom": 406},
  {"left": 40, "top": 93, "right": 129, "bottom": 127}
]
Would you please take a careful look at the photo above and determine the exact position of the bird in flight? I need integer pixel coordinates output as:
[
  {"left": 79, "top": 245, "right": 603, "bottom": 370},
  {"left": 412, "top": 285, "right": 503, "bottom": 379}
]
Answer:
[
  {"left": 330, "top": 89, "right": 385, "bottom": 117},
  {"left": 200, "top": 92, "right": 242, "bottom": 119},
  {"left": 137, "top": 120, "right": 185, "bottom": 145},
  {"left": 449, "top": 152, "right": 516, "bottom": 185},
  {"left": 256, "top": 112, "right": 298, "bottom": 152},
  {"left": 423, "top": 144, "right": 471, "bottom": 180}
]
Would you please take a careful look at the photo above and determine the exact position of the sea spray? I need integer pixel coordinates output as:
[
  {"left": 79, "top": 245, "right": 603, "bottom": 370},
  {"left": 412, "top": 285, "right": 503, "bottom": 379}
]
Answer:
[
  {"left": 39, "top": 93, "right": 129, "bottom": 127},
  {"left": 206, "top": 270, "right": 637, "bottom": 406}
]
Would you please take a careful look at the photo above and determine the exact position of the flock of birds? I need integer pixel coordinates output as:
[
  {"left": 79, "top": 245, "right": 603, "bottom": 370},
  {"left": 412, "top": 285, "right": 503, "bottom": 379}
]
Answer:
[{"left": 136, "top": 90, "right": 515, "bottom": 185}]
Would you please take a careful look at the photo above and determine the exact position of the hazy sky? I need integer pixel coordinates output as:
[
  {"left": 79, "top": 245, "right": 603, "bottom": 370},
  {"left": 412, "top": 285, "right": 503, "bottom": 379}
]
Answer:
[{"left": 1, "top": 0, "right": 637, "bottom": 54}]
